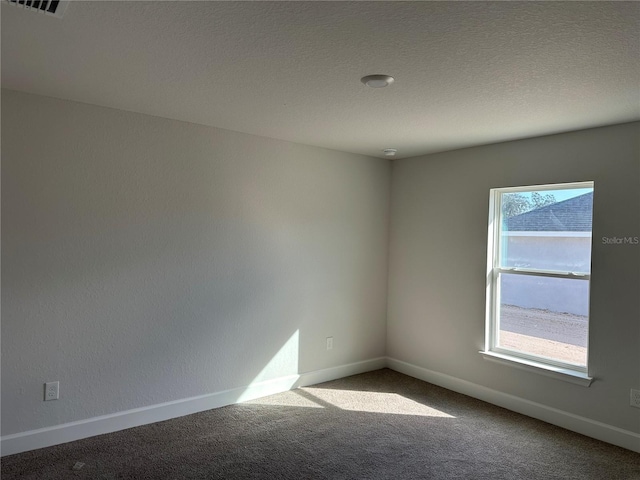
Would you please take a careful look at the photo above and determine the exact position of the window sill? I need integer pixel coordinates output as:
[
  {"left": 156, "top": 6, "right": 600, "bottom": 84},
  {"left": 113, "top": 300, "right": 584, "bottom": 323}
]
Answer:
[{"left": 479, "top": 350, "right": 593, "bottom": 387}]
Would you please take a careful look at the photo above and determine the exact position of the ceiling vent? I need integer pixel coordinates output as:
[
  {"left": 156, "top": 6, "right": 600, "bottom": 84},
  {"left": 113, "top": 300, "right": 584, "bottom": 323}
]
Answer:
[{"left": 4, "top": 0, "right": 70, "bottom": 18}]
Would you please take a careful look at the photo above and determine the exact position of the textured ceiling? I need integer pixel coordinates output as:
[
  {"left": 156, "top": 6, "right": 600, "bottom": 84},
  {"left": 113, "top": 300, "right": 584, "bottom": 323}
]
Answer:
[{"left": 2, "top": 1, "right": 639, "bottom": 159}]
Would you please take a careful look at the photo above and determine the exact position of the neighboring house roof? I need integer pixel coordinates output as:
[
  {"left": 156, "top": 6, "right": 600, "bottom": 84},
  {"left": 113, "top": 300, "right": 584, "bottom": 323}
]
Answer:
[{"left": 505, "top": 192, "right": 593, "bottom": 232}]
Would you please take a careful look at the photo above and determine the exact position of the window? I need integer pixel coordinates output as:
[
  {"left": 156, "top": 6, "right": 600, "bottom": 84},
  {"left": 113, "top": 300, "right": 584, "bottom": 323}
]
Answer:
[{"left": 483, "top": 182, "right": 594, "bottom": 384}]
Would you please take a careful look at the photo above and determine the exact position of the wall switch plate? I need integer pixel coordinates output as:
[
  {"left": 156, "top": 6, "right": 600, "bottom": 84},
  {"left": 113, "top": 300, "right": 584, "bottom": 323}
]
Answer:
[
  {"left": 326, "top": 337, "right": 334, "bottom": 351},
  {"left": 631, "top": 389, "right": 640, "bottom": 408},
  {"left": 45, "top": 381, "right": 59, "bottom": 401}
]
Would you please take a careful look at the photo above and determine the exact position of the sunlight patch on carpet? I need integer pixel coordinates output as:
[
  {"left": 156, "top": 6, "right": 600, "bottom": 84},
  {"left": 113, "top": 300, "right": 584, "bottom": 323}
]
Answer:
[
  {"left": 302, "top": 388, "right": 456, "bottom": 418},
  {"left": 244, "top": 389, "right": 324, "bottom": 408}
]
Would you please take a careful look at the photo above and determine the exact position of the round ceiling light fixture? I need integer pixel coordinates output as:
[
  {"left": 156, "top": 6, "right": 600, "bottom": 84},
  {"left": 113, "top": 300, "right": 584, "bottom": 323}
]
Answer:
[
  {"left": 383, "top": 148, "right": 398, "bottom": 157},
  {"left": 361, "top": 74, "right": 395, "bottom": 88}
]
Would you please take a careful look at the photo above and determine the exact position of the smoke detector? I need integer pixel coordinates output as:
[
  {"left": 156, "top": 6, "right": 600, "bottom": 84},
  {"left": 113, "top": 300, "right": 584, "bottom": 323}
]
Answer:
[
  {"left": 4, "top": 0, "right": 71, "bottom": 18},
  {"left": 361, "top": 75, "right": 395, "bottom": 88}
]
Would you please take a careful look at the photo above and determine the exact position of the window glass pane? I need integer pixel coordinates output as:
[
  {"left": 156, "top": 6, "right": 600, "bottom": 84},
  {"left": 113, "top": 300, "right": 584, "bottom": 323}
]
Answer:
[
  {"left": 497, "top": 273, "right": 588, "bottom": 366},
  {"left": 499, "top": 188, "right": 593, "bottom": 272}
]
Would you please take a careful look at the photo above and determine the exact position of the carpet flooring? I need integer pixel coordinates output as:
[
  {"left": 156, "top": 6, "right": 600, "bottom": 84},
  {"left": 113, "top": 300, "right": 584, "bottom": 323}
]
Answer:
[{"left": 2, "top": 369, "right": 639, "bottom": 479}]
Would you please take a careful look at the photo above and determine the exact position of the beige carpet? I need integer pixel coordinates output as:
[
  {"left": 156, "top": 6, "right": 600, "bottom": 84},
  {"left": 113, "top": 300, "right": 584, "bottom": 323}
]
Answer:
[{"left": 2, "top": 369, "right": 639, "bottom": 479}]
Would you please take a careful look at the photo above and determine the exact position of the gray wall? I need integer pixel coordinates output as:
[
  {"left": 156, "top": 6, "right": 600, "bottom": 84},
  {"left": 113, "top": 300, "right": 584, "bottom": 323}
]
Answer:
[
  {"left": 388, "top": 122, "right": 640, "bottom": 433},
  {"left": 1, "top": 90, "right": 390, "bottom": 435}
]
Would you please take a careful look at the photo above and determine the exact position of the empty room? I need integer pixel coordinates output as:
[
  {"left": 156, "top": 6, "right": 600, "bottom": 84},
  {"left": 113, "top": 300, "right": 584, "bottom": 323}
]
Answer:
[{"left": 1, "top": 1, "right": 639, "bottom": 479}]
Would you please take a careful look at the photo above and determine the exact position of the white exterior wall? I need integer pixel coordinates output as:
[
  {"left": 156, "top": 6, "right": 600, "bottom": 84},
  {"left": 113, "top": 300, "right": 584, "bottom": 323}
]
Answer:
[{"left": 502, "top": 234, "right": 591, "bottom": 315}]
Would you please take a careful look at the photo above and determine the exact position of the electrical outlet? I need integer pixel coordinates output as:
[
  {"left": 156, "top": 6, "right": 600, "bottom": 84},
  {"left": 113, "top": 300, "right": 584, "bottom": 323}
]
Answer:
[
  {"left": 45, "top": 381, "right": 59, "bottom": 401},
  {"left": 326, "top": 337, "right": 334, "bottom": 351},
  {"left": 631, "top": 389, "right": 640, "bottom": 409}
]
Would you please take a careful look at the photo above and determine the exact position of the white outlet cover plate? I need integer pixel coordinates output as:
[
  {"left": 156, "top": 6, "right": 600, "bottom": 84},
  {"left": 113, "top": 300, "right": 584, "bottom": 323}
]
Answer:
[{"left": 45, "top": 381, "right": 59, "bottom": 401}]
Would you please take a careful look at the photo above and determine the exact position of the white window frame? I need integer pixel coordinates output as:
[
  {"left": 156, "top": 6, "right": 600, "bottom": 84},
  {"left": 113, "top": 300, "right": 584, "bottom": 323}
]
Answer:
[{"left": 481, "top": 181, "right": 594, "bottom": 386}]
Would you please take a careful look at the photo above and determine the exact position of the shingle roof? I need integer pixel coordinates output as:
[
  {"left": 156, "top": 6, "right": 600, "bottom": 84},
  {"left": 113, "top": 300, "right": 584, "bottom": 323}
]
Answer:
[{"left": 505, "top": 192, "right": 593, "bottom": 232}]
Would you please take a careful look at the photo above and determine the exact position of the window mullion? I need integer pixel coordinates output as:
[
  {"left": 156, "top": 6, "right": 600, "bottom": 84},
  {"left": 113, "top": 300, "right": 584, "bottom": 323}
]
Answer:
[{"left": 496, "top": 267, "right": 590, "bottom": 280}]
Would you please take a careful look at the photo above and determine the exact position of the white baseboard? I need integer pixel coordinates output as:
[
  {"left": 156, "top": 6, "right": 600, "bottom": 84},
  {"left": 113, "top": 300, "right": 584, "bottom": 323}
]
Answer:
[
  {"left": 295, "top": 357, "right": 387, "bottom": 388},
  {"left": 0, "top": 357, "right": 386, "bottom": 457},
  {"left": 4, "top": 356, "right": 637, "bottom": 456},
  {"left": 387, "top": 357, "right": 640, "bottom": 453}
]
